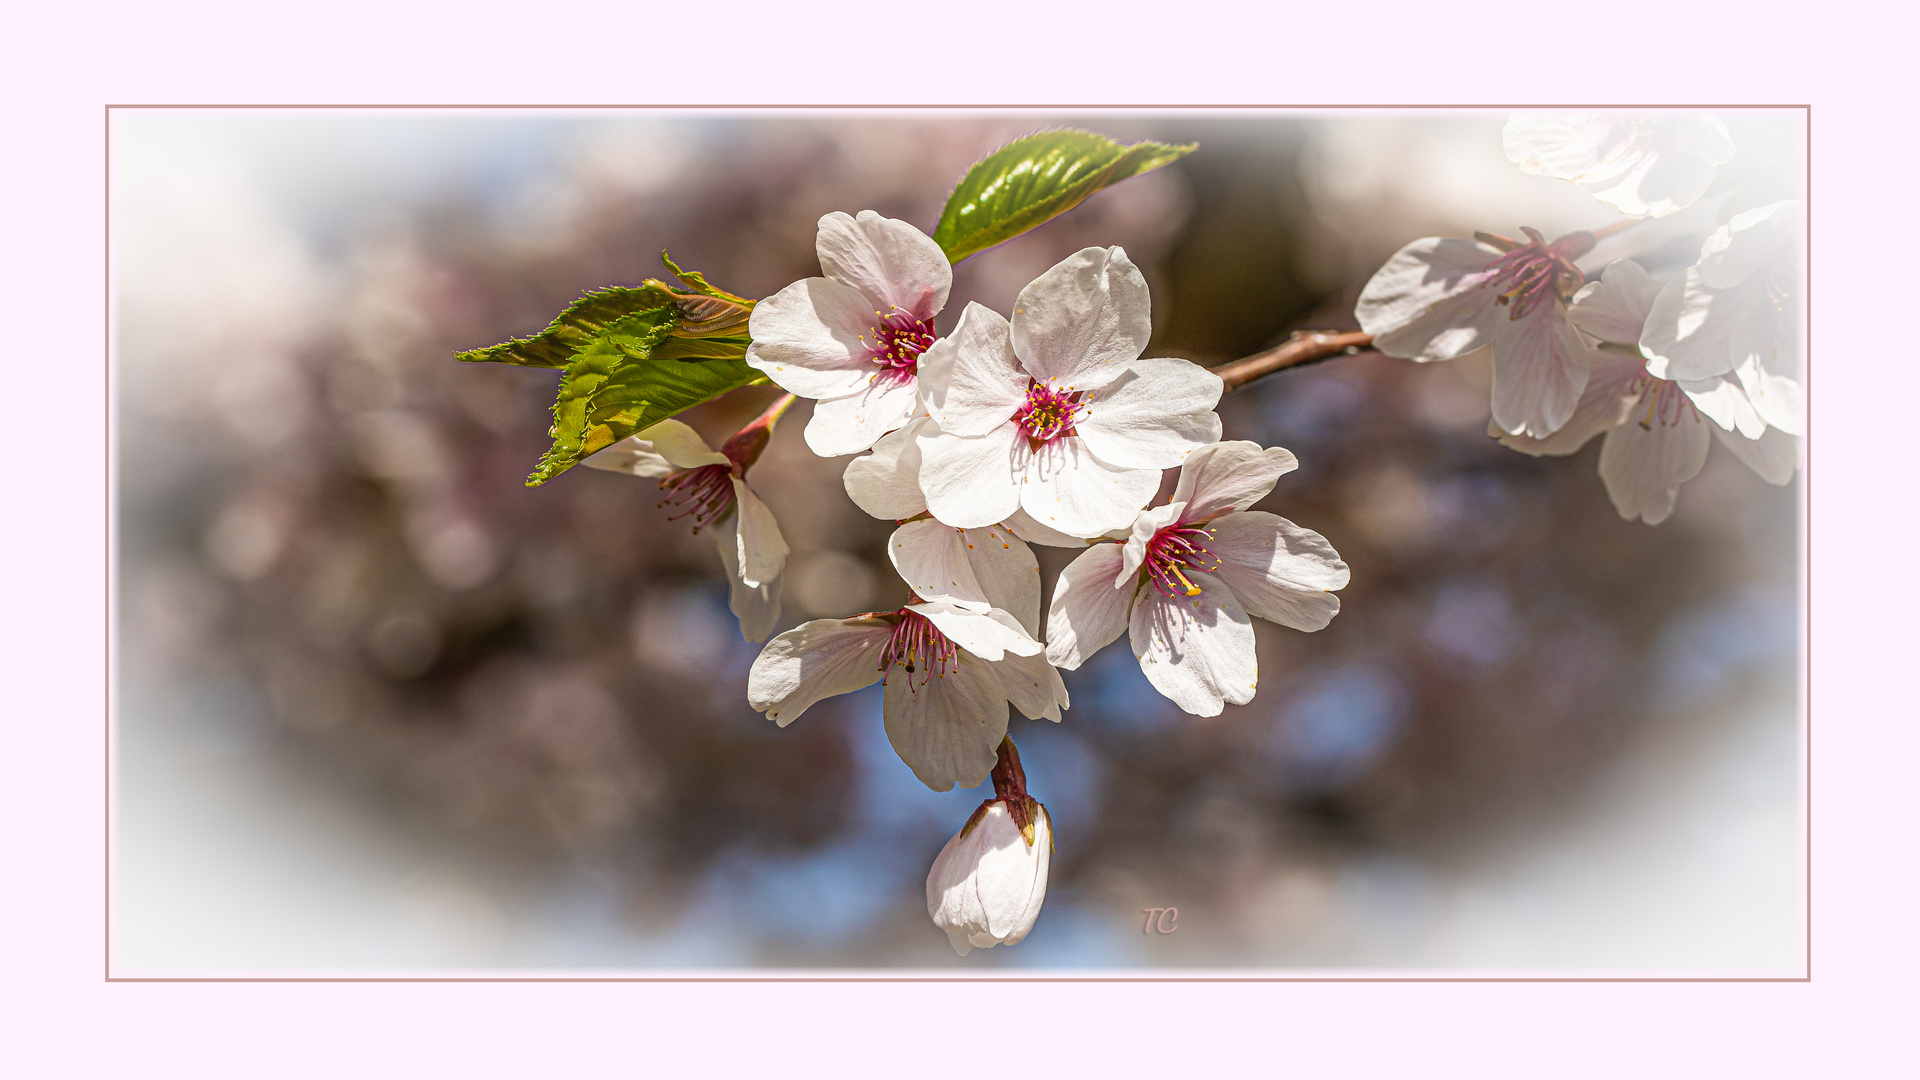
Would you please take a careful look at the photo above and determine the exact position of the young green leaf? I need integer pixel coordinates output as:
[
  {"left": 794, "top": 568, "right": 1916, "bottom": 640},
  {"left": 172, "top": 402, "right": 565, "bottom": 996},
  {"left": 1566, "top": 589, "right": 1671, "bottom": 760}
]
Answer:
[
  {"left": 455, "top": 284, "right": 686, "bottom": 370},
  {"left": 933, "top": 130, "right": 1196, "bottom": 265},
  {"left": 529, "top": 329, "right": 766, "bottom": 487},
  {"left": 456, "top": 259, "right": 767, "bottom": 485}
]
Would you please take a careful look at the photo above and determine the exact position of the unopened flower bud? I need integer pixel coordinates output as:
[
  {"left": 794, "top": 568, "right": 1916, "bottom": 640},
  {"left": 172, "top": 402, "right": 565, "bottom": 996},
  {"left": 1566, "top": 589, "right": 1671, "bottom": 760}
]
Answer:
[{"left": 925, "top": 795, "right": 1051, "bottom": 956}]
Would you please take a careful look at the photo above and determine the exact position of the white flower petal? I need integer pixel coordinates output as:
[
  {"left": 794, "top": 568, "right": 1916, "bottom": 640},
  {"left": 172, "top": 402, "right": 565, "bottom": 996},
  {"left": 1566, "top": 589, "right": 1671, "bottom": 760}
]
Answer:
[
  {"left": 1491, "top": 301, "right": 1593, "bottom": 438},
  {"left": 745, "top": 276, "right": 890, "bottom": 400},
  {"left": 1568, "top": 259, "right": 1663, "bottom": 345},
  {"left": 1639, "top": 266, "right": 1737, "bottom": 382},
  {"left": 918, "top": 302, "right": 1026, "bottom": 437},
  {"left": 1679, "top": 373, "right": 1768, "bottom": 437},
  {"left": 584, "top": 421, "right": 725, "bottom": 477},
  {"left": 715, "top": 510, "right": 783, "bottom": 643},
  {"left": 1120, "top": 502, "right": 1186, "bottom": 586},
  {"left": 1505, "top": 114, "right": 1634, "bottom": 184},
  {"left": 804, "top": 374, "right": 922, "bottom": 457},
  {"left": 961, "top": 524, "right": 1042, "bottom": 637},
  {"left": 1712, "top": 424, "right": 1797, "bottom": 486},
  {"left": 1354, "top": 237, "right": 1501, "bottom": 362},
  {"left": 979, "top": 805, "right": 1050, "bottom": 939},
  {"left": 730, "top": 479, "right": 789, "bottom": 590},
  {"left": 1129, "top": 568, "right": 1257, "bottom": 717},
  {"left": 1205, "top": 511, "right": 1347, "bottom": 632},
  {"left": 883, "top": 659, "right": 1009, "bottom": 792},
  {"left": 888, "top": 519, "right": 1039, "bottom": 633},
  {"left": 1018, "top": 437, "right": 1162, "bottom": 539},
  {"left": 843, "top": 417, "right": 931, "bottom": 521},
  {"left": 1697, "top": 200, "right": 1796, "bottom": 290},
  {"left": 1733, "top": 355, "right": 1802, "bottom": 436},
  {"left": 582, "top": 441, "right": 675, "bottom": 479},
  {"left": 926, "top": 815, "right": 992, "bottom": 956},
  {"left": 748, "top": 617, "right": 888, "bottom": 725},
  {"left": 815, "top": 210, "right": 951, "bottom": 320},
  {"left": 927, "top": 801, "right": 1049, "bottom": 953},
  {"left": 1496, "top": 346, "right": 1645, "bottom": 456},
  {"left": 918, "top": 423, "right": 1025, "bottom": 530},
  {"left": 910, "top": 599, "right": 1042, "bottom": 662},
  {"left": 1004, "top": 507, "right": 1096, "bottom": 549},
  {"left": 1729, "top": 296, "right": 1800, "bottom": 385},
  {"left": 635, "top": 419, "right": 727, "bottom": 469},
  {"left": 1584, "top": 137, "right": 1720, "bottom": 219},
  {"left": 1596, "top": 410, "right": 1712, "bottom": 525},
  {"left": 1010, "top": 246, "right": 1152, "bottom": 385},
  {"left": 1044, "top": 543, "right": 1136, "bottom": 671},
  {"left": 1170, "top": 440, "right": 1299, "bottom": 522},
  {"left": 996, "top": 649, "right": 1069, "bottom": 723},
  {"left": 1074, "top": 358, "right": 1224, "bottom": 471},
  {"left": 889, "top": 518, "right": 983, "bottom": 606},
  {"left": 1504, "top": 114, "right": 1735, "bottom": 218}
]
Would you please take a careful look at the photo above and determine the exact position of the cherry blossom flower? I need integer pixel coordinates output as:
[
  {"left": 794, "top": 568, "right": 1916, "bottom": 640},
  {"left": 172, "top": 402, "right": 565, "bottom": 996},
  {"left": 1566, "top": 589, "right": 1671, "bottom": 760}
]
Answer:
[
  {"left": 1504, "top": 113, "right": 1736, "bottom": 219},
  {"left": 748, "top": 595, "right": 1067, "bottom": 792},
  {"left": 912, "top": 248, "right": 1224, "bottom": 538},
  {"left": 1044, "top": 441, "right": 1349, "bottom": 717},
  {"left": 843, "top": 416, "right": 1094, "bottom": 553},
  {"left": 926, "top": 743, "right": 1051, "bottom": 957},
  {"left": 1640, "top": 200, "right": 1801, "bottom": 435},
  {"left": 745, "top": 210, "right": 951, "bottom": 457},
  {"left": 586, "top": 416, "right": 789, "bottom": 641},
  {"left": 1356, "top": 227, "right": 1599, "bottom": 438},
  {"left": 1497, "top": 258, "right": 1796, "bottom": 524},
  {"left": 887, "top": 517, "right": 1042, "bottom": 637}
]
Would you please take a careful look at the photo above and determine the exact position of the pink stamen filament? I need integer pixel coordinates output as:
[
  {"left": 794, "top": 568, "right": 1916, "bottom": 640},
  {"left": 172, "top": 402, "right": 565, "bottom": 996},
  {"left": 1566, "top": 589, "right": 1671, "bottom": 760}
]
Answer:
[
  {"left": 1015, "top": 382, "right": 1084, "bottom": 447},
  {"left": 1482, "top": 227, "right": 1583, "bottom": 321},
  {"left": 878, "top": 609, "right": 958, "bottom": 689},
  {"left": 1629, "top": 375, "right": 1699, "bottom": 430},
  {"left": 657, "top": 463, "right": 735, "bottom": 533},
  {"left": 1145, "top": 523, "right": 1221, "bottom": 598},
  {"left": 859, "top": 308, "right": 937, "bottom": 372}
]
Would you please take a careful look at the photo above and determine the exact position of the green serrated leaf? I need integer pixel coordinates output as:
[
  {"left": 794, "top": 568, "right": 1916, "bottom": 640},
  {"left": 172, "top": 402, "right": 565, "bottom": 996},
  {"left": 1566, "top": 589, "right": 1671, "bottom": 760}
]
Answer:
[
  {"left": 660, "top": 251, "right": 752, "bottom": 305},
  {"left": 933, "top": 130, "right": 1196, "bottom": 265},
  {"left": 530, "top": 335, "right": 767, "bottom": 486},
  {"left": 457, "top": 260, "right": 769, "bottom": 485},
  {"left": 455, "top": 284, "right": 683, "bottom": 370}
]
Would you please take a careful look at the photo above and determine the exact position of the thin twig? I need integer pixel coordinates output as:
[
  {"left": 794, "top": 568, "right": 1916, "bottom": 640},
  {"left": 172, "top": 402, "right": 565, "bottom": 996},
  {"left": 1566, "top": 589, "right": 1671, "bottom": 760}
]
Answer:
[{"left": 1209, "top": 330, "right": 1376, "bottom": 392}]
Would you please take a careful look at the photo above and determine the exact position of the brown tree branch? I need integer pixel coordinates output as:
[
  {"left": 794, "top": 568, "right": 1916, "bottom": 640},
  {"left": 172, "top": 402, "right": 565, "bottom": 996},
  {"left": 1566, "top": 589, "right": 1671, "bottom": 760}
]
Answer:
[{"left": 1209, "top": 330, "right": 1376, "bottom": 392}]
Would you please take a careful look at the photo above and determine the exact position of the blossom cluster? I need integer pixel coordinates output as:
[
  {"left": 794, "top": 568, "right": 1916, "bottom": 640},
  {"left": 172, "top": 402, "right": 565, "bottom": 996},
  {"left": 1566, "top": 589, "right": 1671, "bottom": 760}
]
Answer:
[
  {"left": 1357, "top": 115, "right": 1799, "bottom": 524},
  {"left": 591, "top": 210, "right": 1350, "bottom": 954},
  {"left": 568, "top": 114, "right": 1800, "bottom": 957}
]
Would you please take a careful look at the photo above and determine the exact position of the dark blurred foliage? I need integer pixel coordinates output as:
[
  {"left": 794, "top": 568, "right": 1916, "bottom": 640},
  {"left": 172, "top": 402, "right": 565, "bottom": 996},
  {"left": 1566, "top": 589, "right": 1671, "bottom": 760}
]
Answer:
[{"left": 116, "top": 114, "right": 1799, "bottom": 968}]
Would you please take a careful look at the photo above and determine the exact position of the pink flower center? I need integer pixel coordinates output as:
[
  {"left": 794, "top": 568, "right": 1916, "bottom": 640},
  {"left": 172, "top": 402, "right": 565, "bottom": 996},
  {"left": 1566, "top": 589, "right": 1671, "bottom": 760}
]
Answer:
[
  {"left": 878, "top": 608, "right": 957, "bottom": 688},
  {"left": 1482, "top": 227, "right": 1586, "bottom": 321},
  {"left": 864, "top": 308, "right": 936, "bottom": 372},
  {"left": 657, "top": 463, "right": 736, "bottom": 533},
  {"left": 1015, "top": 382, "right": 1084, "bottom": 448},
  {"left": 1144, "top": 522, "right": 1221, "bottom": 598},
  {"left": 1629, "top": 375, "right": 1700, "bottom": 430}
]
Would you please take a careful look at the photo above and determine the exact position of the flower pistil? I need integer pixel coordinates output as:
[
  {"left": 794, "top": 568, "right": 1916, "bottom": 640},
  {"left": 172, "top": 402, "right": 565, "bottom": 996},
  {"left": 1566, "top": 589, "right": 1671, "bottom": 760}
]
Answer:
[
  {"left": 1144, "top": 522, "right": 1221, "bottom": 598},
  {"left": 864, "top": 307, "right": 938, "bottom": 372},
  {"left": 1482, "top": 227, "right": 1593, "bottom": 320},
  {"left": 878, "top": 607, "right": 958, "bottom": 688},
  {"left": 1014, "top": 382, "right": 1084, "bottom": 448},
  {"left": 657, "top": 464, "right": 735, "bottom": 533}
]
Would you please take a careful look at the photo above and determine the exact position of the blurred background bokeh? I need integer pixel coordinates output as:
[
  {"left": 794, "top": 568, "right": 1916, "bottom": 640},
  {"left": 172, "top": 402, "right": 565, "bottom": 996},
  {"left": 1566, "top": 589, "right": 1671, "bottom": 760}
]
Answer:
[{"left": 112, "top": 110, "right": 1803, "bottom": 972}]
